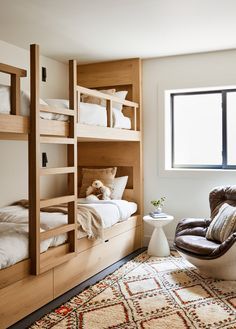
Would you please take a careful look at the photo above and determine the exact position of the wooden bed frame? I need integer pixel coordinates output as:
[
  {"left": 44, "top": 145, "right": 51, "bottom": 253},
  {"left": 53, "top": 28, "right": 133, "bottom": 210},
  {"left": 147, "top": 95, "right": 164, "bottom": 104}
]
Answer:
[{"left": 0, "top": 45, "right": 143, "bottom": 328}]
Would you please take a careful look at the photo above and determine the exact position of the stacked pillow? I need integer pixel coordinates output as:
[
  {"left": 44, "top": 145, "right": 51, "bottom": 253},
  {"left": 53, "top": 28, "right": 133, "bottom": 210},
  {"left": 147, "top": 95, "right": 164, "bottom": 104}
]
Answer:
[{"left": 79, "top": 167, "right": 128, "bottom": 200}]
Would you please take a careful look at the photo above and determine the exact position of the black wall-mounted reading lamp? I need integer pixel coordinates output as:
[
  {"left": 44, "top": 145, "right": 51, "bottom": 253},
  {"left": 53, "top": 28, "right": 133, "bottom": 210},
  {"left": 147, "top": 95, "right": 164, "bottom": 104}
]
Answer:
[
  {"left": 42, "top": 67, "right": 47, "bottom": 82},
  {"left": 42, "top": 152, "right": 48, "bottom": 167}
]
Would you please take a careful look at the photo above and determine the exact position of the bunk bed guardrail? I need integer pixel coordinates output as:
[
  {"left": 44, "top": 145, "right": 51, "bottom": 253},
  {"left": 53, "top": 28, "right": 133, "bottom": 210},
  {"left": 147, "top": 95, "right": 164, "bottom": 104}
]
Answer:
[
  {"left": 0, "top": 63, "right": 27, "bottom": 115},
  {"left": 77, "top": 86, "right": 139, "bottom": 130}
]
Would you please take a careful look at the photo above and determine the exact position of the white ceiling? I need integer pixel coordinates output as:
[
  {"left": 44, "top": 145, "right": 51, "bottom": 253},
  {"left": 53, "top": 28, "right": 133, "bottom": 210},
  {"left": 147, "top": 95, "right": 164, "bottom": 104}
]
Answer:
[{"left": 0, "top": 0, "right": 236, "bottom": 63}]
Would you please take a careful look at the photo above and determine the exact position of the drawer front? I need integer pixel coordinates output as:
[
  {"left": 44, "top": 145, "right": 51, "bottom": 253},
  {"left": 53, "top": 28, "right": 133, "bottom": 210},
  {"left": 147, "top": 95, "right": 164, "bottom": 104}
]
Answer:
[
  {"left": 54, "top": 225, "right": 141, "bottom": 297},
  {"left": 0, "top": 270, "right": 53, "bottom": 329}
]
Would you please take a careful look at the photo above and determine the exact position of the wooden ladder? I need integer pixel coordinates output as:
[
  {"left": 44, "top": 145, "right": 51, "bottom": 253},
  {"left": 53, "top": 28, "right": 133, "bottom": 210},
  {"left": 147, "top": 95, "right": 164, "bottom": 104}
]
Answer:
[{"left": 29, "top": 44, "right": 78, "bottom": 275}]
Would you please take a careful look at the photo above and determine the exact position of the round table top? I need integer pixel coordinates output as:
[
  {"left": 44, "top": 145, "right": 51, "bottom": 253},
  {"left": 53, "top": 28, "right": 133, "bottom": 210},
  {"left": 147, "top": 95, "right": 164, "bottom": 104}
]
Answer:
[
  {"left": 143, "top": 214, "right": 174, "bottom": 222},
  {"left": 143, "top": 215, "right": 174, "bottom": 228}
]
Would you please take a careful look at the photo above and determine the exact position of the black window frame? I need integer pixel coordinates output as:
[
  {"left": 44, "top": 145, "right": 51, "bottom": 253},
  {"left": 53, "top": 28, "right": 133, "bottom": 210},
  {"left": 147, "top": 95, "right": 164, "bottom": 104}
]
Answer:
[{"left": 171, "top": 88, "right": 236, "bottom": 170}]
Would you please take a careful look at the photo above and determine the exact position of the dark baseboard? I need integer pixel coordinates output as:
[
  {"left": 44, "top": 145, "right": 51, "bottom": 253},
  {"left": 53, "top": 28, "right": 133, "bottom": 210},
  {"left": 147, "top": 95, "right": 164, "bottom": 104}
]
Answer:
[{"left": 9, "top": 248, "right": 146, "bottom": 329}]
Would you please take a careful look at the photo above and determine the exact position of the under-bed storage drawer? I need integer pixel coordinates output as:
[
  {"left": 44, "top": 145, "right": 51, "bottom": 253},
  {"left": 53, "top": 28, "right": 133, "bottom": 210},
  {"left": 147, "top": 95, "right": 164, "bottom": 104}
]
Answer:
[
  {"left": 0, "top": 270, "right": 53, "bottom": 329},
  {"left": 54, "top": 225, "right": 141, "bottom": 298}
]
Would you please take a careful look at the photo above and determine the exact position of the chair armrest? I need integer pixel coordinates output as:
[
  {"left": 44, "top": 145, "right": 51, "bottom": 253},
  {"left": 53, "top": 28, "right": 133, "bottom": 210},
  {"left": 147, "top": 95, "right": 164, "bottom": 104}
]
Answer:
[
  {"left": 211, "top": 232, "right": 236, "bottom": 257},
  {"left": 175, "top": 218, "right": 211, "bottom": 238}
]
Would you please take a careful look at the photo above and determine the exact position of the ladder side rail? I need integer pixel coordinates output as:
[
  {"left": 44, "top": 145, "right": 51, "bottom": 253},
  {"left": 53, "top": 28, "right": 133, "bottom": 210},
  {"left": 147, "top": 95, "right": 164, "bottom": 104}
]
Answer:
[
  {"left": 29, "top": 44, "right": 41, "bottom": 275},
  {"left": 68, "top": 59, "right": 78, "bottom": 253}
]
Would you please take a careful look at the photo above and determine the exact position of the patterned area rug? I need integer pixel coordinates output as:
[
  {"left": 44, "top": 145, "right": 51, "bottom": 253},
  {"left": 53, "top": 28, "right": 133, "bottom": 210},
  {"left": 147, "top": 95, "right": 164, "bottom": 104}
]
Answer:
[{"left": 31, "top": 252, "right": 236, "bottom": 329}]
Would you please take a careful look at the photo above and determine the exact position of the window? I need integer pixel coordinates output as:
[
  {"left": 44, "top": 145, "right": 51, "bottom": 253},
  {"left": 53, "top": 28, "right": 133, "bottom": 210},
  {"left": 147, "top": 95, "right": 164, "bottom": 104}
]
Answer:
[{"left": 171, "top": 89, "right": 236, "bottom": 169}]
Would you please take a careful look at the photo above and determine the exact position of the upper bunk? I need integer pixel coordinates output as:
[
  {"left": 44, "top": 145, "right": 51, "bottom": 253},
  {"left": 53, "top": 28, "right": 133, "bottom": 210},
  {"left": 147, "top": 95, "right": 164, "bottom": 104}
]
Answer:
[{"left": 0, "top": 45, "right": 142, "bottom": 142}]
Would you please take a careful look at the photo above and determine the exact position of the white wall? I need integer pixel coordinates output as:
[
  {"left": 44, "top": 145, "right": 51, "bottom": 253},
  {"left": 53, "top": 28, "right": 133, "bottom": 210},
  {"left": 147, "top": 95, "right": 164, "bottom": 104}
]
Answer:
[
  {"left": 0, "top": 40, "right": 68, "bottom": 206},
  {"left": 143, "top": 50, "right": 236, "bottom": 246}
]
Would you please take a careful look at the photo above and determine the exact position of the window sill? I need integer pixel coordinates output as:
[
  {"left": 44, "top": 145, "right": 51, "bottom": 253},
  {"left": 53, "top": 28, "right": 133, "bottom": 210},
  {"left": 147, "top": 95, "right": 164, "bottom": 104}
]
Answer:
[{"left": 160, "top": 167, "right": 236, "bottom": 178}]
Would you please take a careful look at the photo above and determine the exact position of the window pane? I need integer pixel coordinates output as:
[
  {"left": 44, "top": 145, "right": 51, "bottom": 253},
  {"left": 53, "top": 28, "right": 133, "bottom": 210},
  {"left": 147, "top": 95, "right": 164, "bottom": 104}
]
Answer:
[
  {"left": 227, "top": 92, "right": 236, "bottom": 165},
  {"left": 173, "top": 93, "right": 222, "bottom": 166}
]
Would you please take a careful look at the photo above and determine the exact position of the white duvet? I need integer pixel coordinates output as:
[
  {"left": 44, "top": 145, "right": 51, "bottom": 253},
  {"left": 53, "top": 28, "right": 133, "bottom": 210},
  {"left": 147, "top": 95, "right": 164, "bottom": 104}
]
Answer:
[
  {"left": 0, "top": 200, "right": 137, "bottom": 269},
  {"left": 0, "top": 85, "right": 131, "bottom": 129}
]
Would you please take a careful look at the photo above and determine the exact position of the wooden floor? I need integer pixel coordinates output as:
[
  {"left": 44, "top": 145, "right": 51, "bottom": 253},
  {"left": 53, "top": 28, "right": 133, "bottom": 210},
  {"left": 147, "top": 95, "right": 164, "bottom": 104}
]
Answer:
[{"left": 9, "top": 248, "right": 145, "bottom": 329}]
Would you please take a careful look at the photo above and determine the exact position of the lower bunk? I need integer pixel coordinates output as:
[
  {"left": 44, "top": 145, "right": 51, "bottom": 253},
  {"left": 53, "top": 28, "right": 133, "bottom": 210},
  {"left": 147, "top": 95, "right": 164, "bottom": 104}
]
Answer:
[{"left": 0, "top": 215, "right": 142, "bottom": 329}]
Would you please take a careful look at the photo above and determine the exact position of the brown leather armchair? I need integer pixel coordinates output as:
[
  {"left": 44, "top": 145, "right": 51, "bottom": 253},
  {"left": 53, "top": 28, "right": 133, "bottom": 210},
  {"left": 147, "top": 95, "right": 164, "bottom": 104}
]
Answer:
[{"left": 174, "top": 186, "right": 236, "bottom": 280}]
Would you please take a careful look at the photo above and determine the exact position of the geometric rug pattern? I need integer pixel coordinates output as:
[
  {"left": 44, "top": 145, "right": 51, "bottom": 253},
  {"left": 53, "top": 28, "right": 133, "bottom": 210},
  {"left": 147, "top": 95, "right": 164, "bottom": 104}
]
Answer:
[{"left": 30, "top": 252, "right": 236, "bottom": 329}]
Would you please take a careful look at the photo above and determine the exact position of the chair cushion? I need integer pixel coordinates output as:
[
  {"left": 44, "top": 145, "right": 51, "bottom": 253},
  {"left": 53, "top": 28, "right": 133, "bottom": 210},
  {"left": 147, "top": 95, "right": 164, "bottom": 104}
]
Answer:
[
  {"left": 206, "top": 203, "right": 236, "bottom": 243},
  {"left": 175, "top": 235, "right": 220, "bottom": 255}
]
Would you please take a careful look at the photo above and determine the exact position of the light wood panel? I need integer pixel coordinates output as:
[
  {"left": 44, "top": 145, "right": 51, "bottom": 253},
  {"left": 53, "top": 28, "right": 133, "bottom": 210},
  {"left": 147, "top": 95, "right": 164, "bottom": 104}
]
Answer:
[
  {"left": 54, "top": 225, "right": 141, "bottom": 297},
  {"left": 0, "top": 259, "right": 30, "bottom": 289},
  {"left": 0, "top": 271, "right": 53, "bottom": 329},
  {"left": 0, "top": 114, "right": 28, "bottom": 134},
  {"left": 77, "top": 142, "right": 142, "bottom": 207},
  {"left": 40, "top": 119, "right": 69, "bottom": 137},
  {"left": 77, "top": 123, "right": 141, "bottom": 141},
  {"left": 77, "top": 58, "right": 139, "bottom": 88}
]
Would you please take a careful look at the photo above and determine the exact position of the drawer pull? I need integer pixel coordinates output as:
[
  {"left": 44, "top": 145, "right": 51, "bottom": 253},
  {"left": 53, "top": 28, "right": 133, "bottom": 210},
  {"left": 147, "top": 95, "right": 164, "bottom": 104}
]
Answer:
[{"left": 104, "top": 239, "right": 109, "bottom": 243}]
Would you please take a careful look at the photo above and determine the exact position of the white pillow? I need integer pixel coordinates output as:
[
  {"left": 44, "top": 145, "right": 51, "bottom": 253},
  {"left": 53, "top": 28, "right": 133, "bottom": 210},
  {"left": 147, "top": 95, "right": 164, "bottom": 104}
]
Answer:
[
  {"left": 112, "top": 108, "right": 131, "bottom": 129},
  {"left": 0, "top": 85, "right": 48, "bottom": 116},
  {"left": 111, "top": 176, "right": 128, "bottom": 200},
  {"left": 45, "top": 98, "right": 69, "bottom": 109},
  {"left": 44, "top": 99, "right": 69, "bottom": 121},
  {"left": 20, "top": 91, "right": 48, "bottom": 117},
  {"left": 0, "top": 85, "right": 11, "bottom": 114},
  {"left": 113, "top": 91, "right": 128, "bottom": 111}
]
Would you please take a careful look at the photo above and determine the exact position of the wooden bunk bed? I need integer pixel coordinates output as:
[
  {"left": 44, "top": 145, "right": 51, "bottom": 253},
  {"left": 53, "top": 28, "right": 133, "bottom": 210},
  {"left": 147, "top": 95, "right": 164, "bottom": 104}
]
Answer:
[{"left": 0, "top": 45, "right": 143, "bottom": 328}]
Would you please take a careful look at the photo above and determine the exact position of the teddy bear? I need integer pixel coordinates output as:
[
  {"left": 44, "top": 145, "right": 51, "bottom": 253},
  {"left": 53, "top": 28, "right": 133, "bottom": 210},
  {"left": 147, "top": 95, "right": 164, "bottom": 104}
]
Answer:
[{"left": 86, "top": 179, "right": 111, "bottom": 201}]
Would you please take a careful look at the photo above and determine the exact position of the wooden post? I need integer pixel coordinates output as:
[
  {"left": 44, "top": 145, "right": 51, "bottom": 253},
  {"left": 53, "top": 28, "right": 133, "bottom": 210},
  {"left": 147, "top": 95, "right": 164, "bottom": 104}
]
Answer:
[
  {"left": 68, "top": 60, "right": 78, "bottom": 253},
  {"left": 10, "top": 74, "right": 20, "bottom": 115},
  {"left": 106, "top": 99, "right": 113, "bottom": 127},
  {"left": 29, "top": 44, "right": 41, "bottom": 275}
]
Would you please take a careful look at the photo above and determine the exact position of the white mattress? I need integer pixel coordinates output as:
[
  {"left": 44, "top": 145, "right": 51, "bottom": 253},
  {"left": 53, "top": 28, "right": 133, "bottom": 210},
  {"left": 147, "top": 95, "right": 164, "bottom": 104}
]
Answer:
[
  {"left": 0, "top": 86, "right": 131, "bottom": 129},
  {"left": 0, "top": 200, "right": 137, "bottom": 269}
]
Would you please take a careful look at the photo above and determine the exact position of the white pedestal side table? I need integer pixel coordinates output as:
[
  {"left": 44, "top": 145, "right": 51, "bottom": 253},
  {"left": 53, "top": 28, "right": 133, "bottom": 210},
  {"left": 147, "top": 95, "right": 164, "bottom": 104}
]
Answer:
[{"left": 143, "top": 215, "right": 174, "bottom": 257}]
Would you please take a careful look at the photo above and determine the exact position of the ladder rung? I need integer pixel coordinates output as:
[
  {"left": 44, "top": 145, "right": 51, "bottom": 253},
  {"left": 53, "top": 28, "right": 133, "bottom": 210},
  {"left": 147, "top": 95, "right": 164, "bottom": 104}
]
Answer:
[
  {"left": 40, "top": 224, "right": 76, "bottom": 241},
  {"left": 40, "top": 195, "right": 76, "bottom": 208},
  {"left": 40, "top": 167, "right": 75, "bottom": 175},
  {"left": 40, "top": 137, "right": 75, "bottom": 144},
  {"left": 40, "top": 105, "right": 75, "bottom": 117}
]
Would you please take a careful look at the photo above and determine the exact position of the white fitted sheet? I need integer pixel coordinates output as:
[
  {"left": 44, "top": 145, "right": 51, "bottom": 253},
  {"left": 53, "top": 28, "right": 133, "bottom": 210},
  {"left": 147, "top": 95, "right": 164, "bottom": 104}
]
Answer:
[
  {"left": 78, "top": 199, "right": 137, "bottom": 228},
  {"left": 0, "top": 200, "right": 137, "bottom": 269}
]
